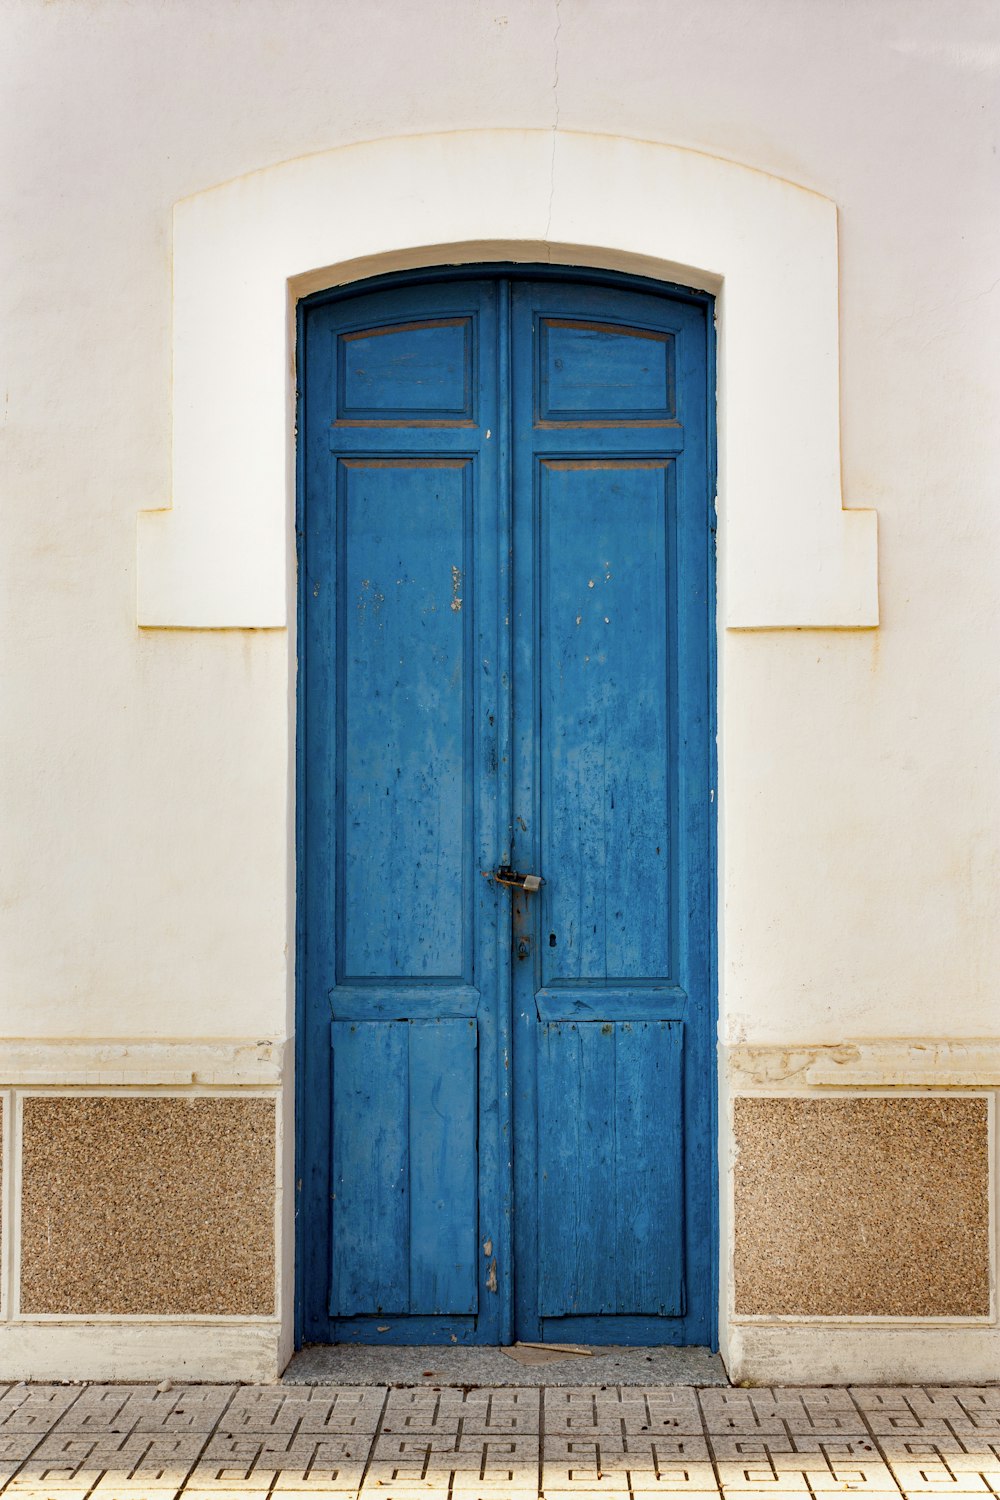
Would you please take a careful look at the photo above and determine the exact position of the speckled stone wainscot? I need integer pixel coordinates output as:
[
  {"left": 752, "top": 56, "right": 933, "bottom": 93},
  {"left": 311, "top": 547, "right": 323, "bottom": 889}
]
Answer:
[
  {"left": 19, "top": 1096, "right": 276, "bottom": 1316},
  {"left": 733, "top": 1096, "right": 991, "bottom": 1317}
]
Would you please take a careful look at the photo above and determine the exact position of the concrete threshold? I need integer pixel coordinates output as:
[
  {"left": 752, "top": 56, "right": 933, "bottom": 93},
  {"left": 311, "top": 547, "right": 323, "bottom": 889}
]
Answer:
[{"left": 282, "top": 1343, "right": 730, "bottom": 1386}]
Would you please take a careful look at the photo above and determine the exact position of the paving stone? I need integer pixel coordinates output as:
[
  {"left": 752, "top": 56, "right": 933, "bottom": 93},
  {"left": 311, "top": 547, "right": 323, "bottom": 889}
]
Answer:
[
  {"left": 198, "top": 1432, "right": 368, "bottom": 1486},
  {"left": 179, "top": 1466, "right": 276, "bottom": 1492},
  {"left": 709, "top": 1436, "right": 896, "bottom": 1493},
  {"left": 766, "top": 1391, "right": 869, "bottom": 1437},
  {"left": 877, "top": 1437, "right": 1000, "bottom": 1493},
  {"left": 358, "top": 1488, "right": 443, "bottom": 1500},
  {"left": 54, "top": 1388, "right": 235, "bottom": 1436},
  {"left": 0, "top": 1391, "right": 84, "bottom": 1435},
  {"left": 221, "top": 1387, "right": 386, "bottom": 1436},
  {"left": 699, "top": 1394, "right": 786, "bottom": 1438},
  {"left": 708, "top": 1435, "right": 892, "bottom": 1492},
  {"left": 542, "top": 1434, "right": 714, "bottom": 1490},
  {"left": 0, "top": 1437, "right": 47, "bottom": 1466},
  {"left": 935, "top": 1393, "right": 1000, "bottom": 1427},
  {"left": 849, "top": 1393, "right": 964, "bottom": 1437},
  {"left": 381, "top": 1389, "right": 541, "bottom": 1435},
  {"left": 544, "top": 1390, "right": 704, "bottom": 1437},
  {"left": 551, "top": 1428, "right": 716, "bottom": 1488},
  {"left": 18, "top": 1432, "right": 205, "bottom": 1483},
  {"left": 367, "top": 1432, "right": 539, "bottom": 1491},
  {"left": 781, "top": 1434, "right": 881, "bottom": 1454}
]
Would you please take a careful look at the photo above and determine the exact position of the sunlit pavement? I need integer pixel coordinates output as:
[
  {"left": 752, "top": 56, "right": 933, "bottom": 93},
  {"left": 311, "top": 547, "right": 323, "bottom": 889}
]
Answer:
[{"left": 1, "top": 1383, "right": 999, "bottom": 1499}]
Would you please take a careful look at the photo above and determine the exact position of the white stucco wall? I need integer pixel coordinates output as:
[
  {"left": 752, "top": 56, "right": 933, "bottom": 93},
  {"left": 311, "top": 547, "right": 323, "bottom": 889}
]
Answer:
[{"left": 1, "top": 0, "right": 998, "bottom": 1378}]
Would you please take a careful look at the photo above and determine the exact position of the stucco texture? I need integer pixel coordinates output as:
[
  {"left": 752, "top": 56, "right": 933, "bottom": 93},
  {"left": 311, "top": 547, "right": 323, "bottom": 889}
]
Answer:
[{"left": 19, "top": 1097, "right": 276, "bottom": 1316}]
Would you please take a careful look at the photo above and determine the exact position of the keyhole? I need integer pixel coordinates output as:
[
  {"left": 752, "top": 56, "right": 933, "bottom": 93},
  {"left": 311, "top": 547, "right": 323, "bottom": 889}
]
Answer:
[{"left": 549, "top": 932, "right": 557, "bottom": 947}]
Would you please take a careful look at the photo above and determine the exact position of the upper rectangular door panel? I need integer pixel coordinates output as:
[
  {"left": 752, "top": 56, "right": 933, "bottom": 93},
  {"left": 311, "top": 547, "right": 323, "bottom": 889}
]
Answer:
[
  {"left": 338, "top": 457, "right": 474, "bottom": 982},
  {"left": 538, "top": 318, "right": 675, "bottom": 423},
  {"left": 337, "top": 316, "right": 475, "bottom": 423},
  {"left": 538, "top": 456, "right": 674, "bottom": 986}
]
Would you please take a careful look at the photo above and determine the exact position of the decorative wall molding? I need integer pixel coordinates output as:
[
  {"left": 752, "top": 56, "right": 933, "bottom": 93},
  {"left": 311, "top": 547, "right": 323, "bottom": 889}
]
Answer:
[
  {"left": 137, "top": 129, "right": 878, "bottom": 630},
  {"left": 726, "top": 1038, "right": 1000, "bottom": 1089},
  {"left": 0, "top": 1038, "right": 285, "bottom": 1087}
]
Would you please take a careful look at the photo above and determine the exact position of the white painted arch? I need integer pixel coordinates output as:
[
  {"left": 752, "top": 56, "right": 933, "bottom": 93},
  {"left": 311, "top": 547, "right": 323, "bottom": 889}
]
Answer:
[{"left": 137, "top": 129, "right": 877, "bottom": 629}]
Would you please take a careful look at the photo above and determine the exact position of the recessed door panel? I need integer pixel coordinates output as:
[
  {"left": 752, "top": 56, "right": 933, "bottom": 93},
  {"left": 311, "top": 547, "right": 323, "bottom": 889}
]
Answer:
[
  {"left": 536, "top": 1020, "right": 684, "bottom": 1316},
  {"left": 538, "top": 458, "right": 673, "bottom": 984},
  {"left": 339, "top": 458, "right": 473, "bottom": 981},
  {"left": 338, "top": 317, "right": 473, "bottom": 421},
  {"left": 330, "top": 1019, "right": 479, "bottom": 1318}
]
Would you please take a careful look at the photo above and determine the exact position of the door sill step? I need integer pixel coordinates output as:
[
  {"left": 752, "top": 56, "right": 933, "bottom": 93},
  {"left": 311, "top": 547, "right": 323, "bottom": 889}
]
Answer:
[{"left": 282, "top": 1343, "right": 729, "bottom": 1386}]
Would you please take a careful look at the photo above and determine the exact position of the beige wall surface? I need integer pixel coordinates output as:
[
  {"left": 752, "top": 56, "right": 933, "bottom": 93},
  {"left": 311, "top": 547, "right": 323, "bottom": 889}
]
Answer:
[
  {"left": 1, "top": 0, "right": 997, "bottom": 1046},
  {"left": 2, "top": 0, "right": 997, "bottom": 1046},
  {"left": 1, "top": 0, "right": 998, "bottom": 1380}
]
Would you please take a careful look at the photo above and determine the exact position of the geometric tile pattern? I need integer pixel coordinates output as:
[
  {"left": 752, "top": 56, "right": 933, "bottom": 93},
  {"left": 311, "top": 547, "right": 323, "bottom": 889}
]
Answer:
[{"left": 1, "top": 1385, "right": 999, "bottom": 1499}]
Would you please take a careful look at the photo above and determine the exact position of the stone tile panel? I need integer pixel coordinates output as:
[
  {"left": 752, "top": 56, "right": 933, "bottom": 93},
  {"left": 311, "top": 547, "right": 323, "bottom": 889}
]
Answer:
[
  {"left": 19, "top": 1097, "right": 275, "bottom": 1316},
  {"left": 733, "top": 1097, "right": 991, "bottom": 1317}
]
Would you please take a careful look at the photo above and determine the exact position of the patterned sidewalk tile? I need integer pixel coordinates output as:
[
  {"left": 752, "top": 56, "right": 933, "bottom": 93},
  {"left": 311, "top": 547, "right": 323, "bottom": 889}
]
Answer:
[
  {"left": 24, "top": 1432, "right": 205, "bottom": 1475},
  {"left": 195, "top": 1433, "right": 368, "bottom": 1489},
  {"left": 221, "top": 1389, "right": 385, "bottom": 1437},
  {"left": 539, "top": 1491, "right": 637, "bottom": 1500},
  {"left": 367, "top": 1432, "right": 539, "bottom": 1491},
  {"left": 699, "top": 1391, "right": 868, "bottom": 1440},
  {"left": 542, "top": 1434, "right": 715, "bottom": 1490},
  {"left": 699, "top": 1395, "right": 787, "bottom": 1438},
  {"left": 381, "top": 1390, "right": 540, "bottom": 1436},
  {"left": 877, "top": 1437, "right": 1000, "bottom": 1494},
  {"left": 53, "top": 1389, "right": 236, "bottom": 1437},
  {"left": 758, "top": 1393, "right": 869, "bottom": 1438},
  {"left": 544, "top": 1390, "right": 704, "bottom": 1437},
  {"left": 3, "top": 1380, "right": 1000, "bottom": 1500},
  {"left": 0, "top": 1393, "right": 84, "bottom": 1436},
  {"left": 850, "top": 1394, "right": 967, "bottom": 1438}
]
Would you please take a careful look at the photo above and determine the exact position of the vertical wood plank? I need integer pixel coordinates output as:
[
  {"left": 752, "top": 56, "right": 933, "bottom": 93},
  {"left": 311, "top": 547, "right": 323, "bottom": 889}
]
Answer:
[
  {"left": 615, "top": 1021, "right": 685, "bottom": 1314},
  {"left": 330, "top": 1021, "right": 409, "bottom": 1316},
  {"left": 537, "top": 1022, "right": 616, "bottom": 1315},
  {"left": 408, "top": 1019, "right": 479, "bottom": 1315}
]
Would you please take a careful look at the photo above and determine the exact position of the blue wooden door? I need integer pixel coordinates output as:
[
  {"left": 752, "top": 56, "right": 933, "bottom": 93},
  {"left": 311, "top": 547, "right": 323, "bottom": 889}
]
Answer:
[{"left": 298, "top": 271, "right": 714, "bottom": 1347}]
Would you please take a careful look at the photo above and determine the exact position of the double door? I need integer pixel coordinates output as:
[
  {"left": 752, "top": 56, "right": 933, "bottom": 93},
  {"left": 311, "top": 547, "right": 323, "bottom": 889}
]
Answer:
[{"left": 297, "top": 270, "right": 715, "bottom": 1346}]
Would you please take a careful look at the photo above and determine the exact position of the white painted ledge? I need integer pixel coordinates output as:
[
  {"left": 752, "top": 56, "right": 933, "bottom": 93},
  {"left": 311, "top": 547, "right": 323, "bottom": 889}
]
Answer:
[
  {"left": 137, "top": 129, "right": 877, "bottom": 630},
  {"left": 0, "top": 1038, "right": 285, "bottom": 1086},
  {"left": 726, "top": 1038, "right": 1000, "bottom": 1089}
]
